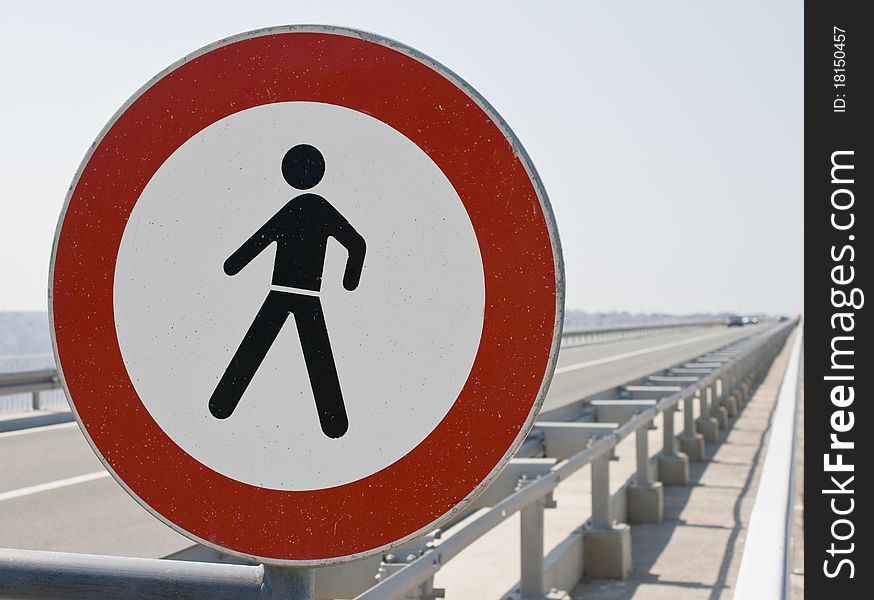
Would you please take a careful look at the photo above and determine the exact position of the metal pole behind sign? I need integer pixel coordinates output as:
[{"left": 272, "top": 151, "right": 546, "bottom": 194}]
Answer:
[
  {"left": 262, "top": 565, "right": 315, "bottom": 600},
  {"left": 0, "top": 548, "right": 317, "bottom": 600}
]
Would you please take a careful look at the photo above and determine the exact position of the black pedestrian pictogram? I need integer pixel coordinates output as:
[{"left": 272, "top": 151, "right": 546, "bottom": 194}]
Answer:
[{"left": 209, "top": 144, "right": 366, "bottom": 438}]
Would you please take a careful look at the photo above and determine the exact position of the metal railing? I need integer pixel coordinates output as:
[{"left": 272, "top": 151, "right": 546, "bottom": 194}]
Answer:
[
  {"left": 354, "top": 321, "right": 794, "bottom": 599},
  {"left": 0, "top": 354, "right": 64, "bottom": 414},
  {"left": 0, "top": 368, "right": 62, "bottom": 413},
  {"left": 559, "top": 320, "right": 722, "bottom": 348},
  {"left": 0, "top": 321, "right": 795, "bottom": 599},
  {"left": 0, "top": 320, "right": 725, "bottom": 414}
]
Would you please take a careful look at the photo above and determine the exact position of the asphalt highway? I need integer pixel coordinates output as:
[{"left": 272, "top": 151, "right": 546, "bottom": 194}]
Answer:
[
  {"left": 543, "top": 323, "right": 763, "bottom": 412},
  {"left": 0, "top": 324, "right": 764, "bottom": 558}
]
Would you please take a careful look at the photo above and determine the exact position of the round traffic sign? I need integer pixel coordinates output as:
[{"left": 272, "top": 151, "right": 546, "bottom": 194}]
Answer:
[{"left": 50, "top": 25, "right": 564, "bottom": 565}]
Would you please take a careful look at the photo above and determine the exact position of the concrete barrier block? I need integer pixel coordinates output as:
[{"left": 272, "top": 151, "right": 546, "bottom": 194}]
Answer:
[
  {"left": 583, "top": 524, "right": 632, "bottom": 579},
  {"left": 696, "top": 416, "right": 719, "bottom": 443},
  {"left": 711, "top": 406, "right": 728, "bottom": 428},
  {"left": 658, "top": 452, "right": 690, "bottom": 486},
  {"left": 732, "top": 392, "right": 744, "bottom": 409},
  {"left": 679, "top": 433, "right": 706, "bottom": 461},
  {"left": 543, "top": 529, "right": 584, "bottom": 597},
  {"left": 627, "top": 482, "right": 663, "bottom": 523}
]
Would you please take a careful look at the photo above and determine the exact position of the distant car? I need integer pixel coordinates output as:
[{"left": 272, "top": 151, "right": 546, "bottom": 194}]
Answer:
[
  {"left": 749, "top": 316, "right": 759, "bottom": 324},
  {"left": 727, "top": 315, "right": 745, "bottom": 327}
]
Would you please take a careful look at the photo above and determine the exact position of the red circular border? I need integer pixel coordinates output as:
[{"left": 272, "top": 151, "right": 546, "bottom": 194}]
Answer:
[{"left": 52, "top": 29, "right": 557, "bottom": 562}]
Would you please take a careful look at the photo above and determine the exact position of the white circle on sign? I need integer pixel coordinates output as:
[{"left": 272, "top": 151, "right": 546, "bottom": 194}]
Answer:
[{"left": 114, "top": 101, "right": 485, "bottom": 491}]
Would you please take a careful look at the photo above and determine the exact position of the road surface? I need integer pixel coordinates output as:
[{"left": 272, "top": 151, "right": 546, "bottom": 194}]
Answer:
[{"left": 0, "top": 324, "right": 764, "bottom": 558}]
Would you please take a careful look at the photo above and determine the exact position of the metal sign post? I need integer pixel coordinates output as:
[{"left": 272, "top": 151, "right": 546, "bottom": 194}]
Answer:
[{"left": 262, "top": 566, "right": 315, "bottom": 600}]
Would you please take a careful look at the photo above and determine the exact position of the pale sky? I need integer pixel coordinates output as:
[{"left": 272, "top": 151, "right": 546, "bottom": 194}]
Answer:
[{"left": 0, "top": 1, "right": 802, "bottom": 315}]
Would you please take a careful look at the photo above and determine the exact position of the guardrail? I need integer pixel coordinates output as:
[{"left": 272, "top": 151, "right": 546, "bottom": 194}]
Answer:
[
  {"left": 559, "top": 320, "right": 722, "bottom": 348},
  {"left": 0, "top": 369, "right": 59, "bottom": 410},
  {"left": 0, "top": 321, "right": 795, "bottom": 600},
  {"left": 0, "top": 355, "right": 60, "bottom": 414},
  {"left": 0, "top": 321, "right": 725, "bottom": 413},
  {"left": 354, "top": 321, "right": 795, "bottom": 599},
  {"left": 0, "top": 354, "right": 63, "bottom": 413}
]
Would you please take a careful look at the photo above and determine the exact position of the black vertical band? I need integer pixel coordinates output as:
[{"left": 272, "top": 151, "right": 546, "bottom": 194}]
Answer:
[{"left": 804, "top": 1, "right": 870, "bottom": 595}]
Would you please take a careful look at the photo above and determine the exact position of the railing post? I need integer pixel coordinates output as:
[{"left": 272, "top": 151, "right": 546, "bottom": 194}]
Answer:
[
  {"left": 31, "top": 391, "right": 40, "bottom": 411},
  {"left": 635, "top": 427, "right": 650, "bottom": 487},
  {"left": 416, "top": 577, "right": 443, "bottom": 600},
  {"left": 719, "top": 373, "right": 738, "bottom": 418},
  {"left": 698, "top": 386, "right": 709, "bottom": 417},
  {"left": 696, "top": 387, "right": 719, "bottom": 443},
  {"left": 662, "top": 406, "right": 676, "bottom": 455},
  {"left": 683, "top": 395, "right": 694, "bottom": 436},
  {"left": 679, "top": 394, "right": 705, "bottom": 461},
  {"left": 726, "top": 366, "right": 737, "bottom": 399},
  {"left": 710, "top": 382, "right": 727, "bottom": 427},
  {"left": 584, "top": 452, "right": 632, "bottom": 579},
  {"left": 734, "top": 364, "right": 743, "bottom": 399},
  {"left": 658, "top": 405, "right": 689, "bottom": 485},
  {"left": 629, "top": 419, "right": 663, "bottom": 523},
  {"left": 519, "top": 498, "right": 545, "bottom": 598},
  {"left": 591, "top": 455, "right": 611, "bottom": 530}
]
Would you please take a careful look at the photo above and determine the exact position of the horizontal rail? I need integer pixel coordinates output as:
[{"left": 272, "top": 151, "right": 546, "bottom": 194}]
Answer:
[
  {"left": 0, "top": 367, "right": 61, "bottom": 413},
  {"left": 0, "top": 369, "right": 58, "bottom": 396},
  {"left": 0, "top": 548, "right": 314, "bottom": 600}
]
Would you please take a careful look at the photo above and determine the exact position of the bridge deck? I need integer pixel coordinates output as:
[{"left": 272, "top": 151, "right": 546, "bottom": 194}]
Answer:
[
  {"left": 574, "top": 330, "right": 799, "bottom": 599},
  {"left": 432, "top": 330, "right": 798, "bottom": 599}
]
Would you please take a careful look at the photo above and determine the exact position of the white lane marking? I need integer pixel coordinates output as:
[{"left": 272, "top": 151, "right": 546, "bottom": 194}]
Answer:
[
  {"left": 554, "top": 329, "right": 741, "bottom": 375},
  {"left": 0, "top": 421, "right": 78, "bottom": 439},
  {"left": 0, "top": 471, "right": 110, "bottom": 503}
]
